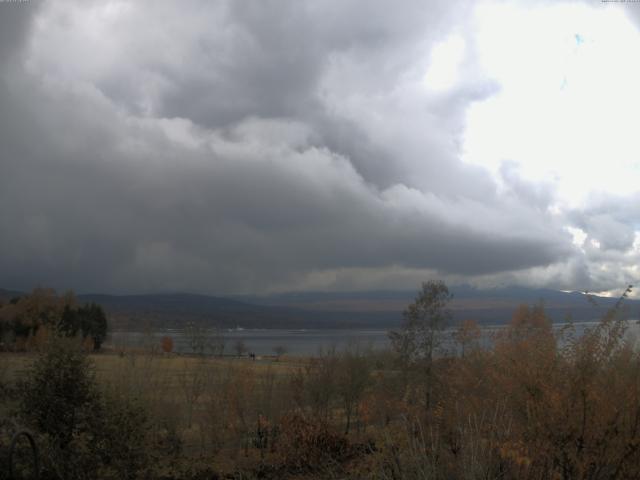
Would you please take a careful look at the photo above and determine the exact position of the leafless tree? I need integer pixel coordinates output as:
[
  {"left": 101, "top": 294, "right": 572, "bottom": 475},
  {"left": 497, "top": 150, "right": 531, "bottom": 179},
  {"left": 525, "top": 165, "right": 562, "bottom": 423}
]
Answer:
[{"left": 388, "top": 280, "right": 452, "bottom": 411}]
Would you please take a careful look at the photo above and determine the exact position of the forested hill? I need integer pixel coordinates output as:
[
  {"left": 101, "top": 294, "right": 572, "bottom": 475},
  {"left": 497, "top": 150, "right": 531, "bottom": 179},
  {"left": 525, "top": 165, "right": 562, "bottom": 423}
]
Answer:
[
  {"left": 240, "top": 286, "right": 640, "bottom": 326},
  {"left": 1, "top": 287, "right": 638, "bottom": 330}
]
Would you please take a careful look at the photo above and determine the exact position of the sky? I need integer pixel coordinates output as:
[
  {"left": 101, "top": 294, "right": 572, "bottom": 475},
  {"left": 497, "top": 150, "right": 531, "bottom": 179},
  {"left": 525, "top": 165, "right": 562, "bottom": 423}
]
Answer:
[{"left": 1, "top": 0, "right": 639, "bottom": 296}]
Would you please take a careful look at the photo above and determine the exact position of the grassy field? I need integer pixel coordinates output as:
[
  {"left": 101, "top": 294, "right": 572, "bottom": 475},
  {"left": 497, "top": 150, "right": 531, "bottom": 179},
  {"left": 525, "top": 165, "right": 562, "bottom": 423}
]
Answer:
[
  {"left": 1, "top": 350, "right": 298, "bottom": 384},
  {"left": 1, "top": 349, "right": 323, "bottom": 476}
]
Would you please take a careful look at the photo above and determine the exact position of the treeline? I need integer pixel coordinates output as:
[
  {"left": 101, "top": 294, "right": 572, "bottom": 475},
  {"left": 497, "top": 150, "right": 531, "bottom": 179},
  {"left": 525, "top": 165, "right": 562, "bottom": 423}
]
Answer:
[{"left": 0, "top": 288, "right": 107, "bottom": 351}]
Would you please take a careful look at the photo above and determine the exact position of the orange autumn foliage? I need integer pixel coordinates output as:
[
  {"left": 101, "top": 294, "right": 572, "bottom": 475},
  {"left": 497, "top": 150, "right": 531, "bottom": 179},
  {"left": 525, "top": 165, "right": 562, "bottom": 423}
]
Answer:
[{"left": 161, "top": 335, "right": 174, "bottom": 354}]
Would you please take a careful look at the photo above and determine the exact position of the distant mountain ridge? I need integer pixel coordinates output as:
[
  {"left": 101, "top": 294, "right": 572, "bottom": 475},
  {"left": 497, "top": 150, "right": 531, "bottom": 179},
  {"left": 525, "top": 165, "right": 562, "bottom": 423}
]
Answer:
[
  {"left": 239, "top": 285, "right": 639, "bottom": 326},
  {"left": 1, "top": 286, "right": 638, "bottom": 329}
]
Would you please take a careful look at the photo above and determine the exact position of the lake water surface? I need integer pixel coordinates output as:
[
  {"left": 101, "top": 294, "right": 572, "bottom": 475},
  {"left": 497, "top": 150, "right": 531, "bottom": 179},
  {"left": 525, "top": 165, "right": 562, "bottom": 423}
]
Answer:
[{"left": 107, "top": 319, "right": 640, "bottom": 357}]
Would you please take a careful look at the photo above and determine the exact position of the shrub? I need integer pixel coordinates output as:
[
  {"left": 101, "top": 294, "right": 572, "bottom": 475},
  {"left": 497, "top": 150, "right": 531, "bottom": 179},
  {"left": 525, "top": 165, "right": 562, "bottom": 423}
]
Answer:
[
  {"left": 161, "top": 335, "right": 174, "bottom": 354},
  {"left": 271, "top": 414, "right": 349, "bottom": 473},
  {"left": 17, "top": 335, "right": 150, "bottom": 479},
  {"left": 93, "top": 393, "right": 151, "bottom": 479}
]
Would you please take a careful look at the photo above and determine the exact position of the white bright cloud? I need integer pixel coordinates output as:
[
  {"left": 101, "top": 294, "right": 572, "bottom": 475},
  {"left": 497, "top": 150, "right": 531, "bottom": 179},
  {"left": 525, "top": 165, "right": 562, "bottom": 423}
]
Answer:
[
  {"left": 464, "top": 2, "right": 640, "bottom": 207},
  {"left": 423, "top": 34, "right": 466, "bottom": 91}
]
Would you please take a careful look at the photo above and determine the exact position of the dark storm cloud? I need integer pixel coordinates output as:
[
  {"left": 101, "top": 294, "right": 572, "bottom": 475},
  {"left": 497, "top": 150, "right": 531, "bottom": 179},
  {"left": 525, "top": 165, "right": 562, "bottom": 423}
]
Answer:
[
  {"left": 147, "top": 1, "right": 463, "bottom": 126},
  {"left": 0, "top": 0, "right": 579, "bottom": 294},
  {"left": 0, "top": 1, "right": 39, "bottom": 64},
  {"left": 61, "top": 0, "right": 480, "bottom": 192}
]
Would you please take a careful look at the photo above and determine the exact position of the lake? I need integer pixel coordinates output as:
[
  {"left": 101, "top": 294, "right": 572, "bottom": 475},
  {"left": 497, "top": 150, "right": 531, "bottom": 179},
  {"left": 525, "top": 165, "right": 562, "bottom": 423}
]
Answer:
[
  {"left": 107, "top": 319, "right": 640, "bottom": 357},
  {"left": 108, "top": 328, "right": 391, "bottom": 356}
]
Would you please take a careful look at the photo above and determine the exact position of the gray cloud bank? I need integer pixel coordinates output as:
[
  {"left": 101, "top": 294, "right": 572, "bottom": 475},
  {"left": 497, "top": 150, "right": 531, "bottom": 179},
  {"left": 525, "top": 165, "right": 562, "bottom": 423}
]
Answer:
[{"left": 0, "top": 0, "right": 637, "bottom": 295}]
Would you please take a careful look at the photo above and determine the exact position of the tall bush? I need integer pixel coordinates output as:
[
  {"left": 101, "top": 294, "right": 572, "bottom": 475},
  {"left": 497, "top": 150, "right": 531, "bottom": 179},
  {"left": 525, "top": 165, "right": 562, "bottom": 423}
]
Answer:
[{"left": 17, "top": 335, "right": 149, "bottom": 479}]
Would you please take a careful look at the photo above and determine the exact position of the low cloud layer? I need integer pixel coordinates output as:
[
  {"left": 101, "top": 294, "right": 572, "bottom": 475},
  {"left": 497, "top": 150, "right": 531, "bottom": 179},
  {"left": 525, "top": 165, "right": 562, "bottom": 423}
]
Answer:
[{"left": 0, "top": 1, "right": 638, "bottom": 295}]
